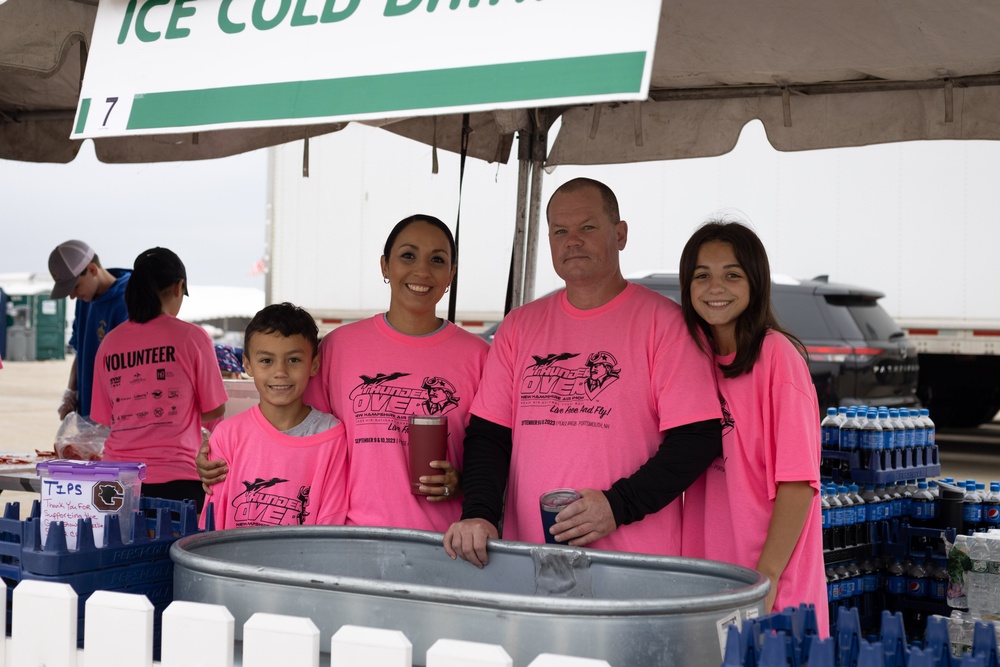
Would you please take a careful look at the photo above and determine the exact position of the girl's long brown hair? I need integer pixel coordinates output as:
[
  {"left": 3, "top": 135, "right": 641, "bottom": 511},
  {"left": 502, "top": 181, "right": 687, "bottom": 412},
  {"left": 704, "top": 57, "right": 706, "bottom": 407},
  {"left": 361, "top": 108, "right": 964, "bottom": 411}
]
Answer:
[{"left": 679, "top": 221, "right": 805, "bottom": 378}]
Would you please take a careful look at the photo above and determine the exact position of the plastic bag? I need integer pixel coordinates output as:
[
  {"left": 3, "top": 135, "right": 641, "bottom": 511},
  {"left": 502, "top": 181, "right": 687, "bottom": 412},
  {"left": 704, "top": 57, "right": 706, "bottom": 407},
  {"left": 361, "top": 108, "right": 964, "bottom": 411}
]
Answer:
[{"left": 53, "top": 412, "right": 108, "bottom": 461}]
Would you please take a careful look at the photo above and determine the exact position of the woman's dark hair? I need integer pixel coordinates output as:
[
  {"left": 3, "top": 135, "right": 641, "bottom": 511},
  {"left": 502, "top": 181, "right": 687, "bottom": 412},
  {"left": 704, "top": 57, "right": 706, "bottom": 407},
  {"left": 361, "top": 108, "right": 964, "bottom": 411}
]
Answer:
[
  {"left": 125, "top": 247, "right": 188, "bottom": 324},
  {"left": 244, "top": 302, "right": 319, "bottom": 357},
  {"left": 382, "top": 214, "right": 456, "bottom": 265},
  {"left": 679, "top": 221, "right": 805, "bottom": 378}
]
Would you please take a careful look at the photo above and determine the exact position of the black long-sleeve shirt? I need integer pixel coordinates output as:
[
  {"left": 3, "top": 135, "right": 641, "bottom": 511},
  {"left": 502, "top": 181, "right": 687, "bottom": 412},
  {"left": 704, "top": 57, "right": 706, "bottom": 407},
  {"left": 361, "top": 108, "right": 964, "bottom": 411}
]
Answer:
[{"left": 460, "top": 414, "right": 723, "bottom": 532}]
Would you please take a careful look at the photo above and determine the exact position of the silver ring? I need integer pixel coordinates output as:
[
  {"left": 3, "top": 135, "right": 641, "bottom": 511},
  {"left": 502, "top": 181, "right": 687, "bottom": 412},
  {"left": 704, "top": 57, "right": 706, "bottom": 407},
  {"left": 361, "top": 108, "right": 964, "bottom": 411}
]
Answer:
[{"left": 444, "top": 486, "right": 450, "bottom": 497}]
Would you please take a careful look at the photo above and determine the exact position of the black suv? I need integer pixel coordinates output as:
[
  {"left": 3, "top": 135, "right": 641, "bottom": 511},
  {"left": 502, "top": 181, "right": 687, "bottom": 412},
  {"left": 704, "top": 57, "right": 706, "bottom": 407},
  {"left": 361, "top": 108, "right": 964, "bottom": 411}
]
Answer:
[{"left": 482, "top": 274, "right": 920, "bottom": 415}]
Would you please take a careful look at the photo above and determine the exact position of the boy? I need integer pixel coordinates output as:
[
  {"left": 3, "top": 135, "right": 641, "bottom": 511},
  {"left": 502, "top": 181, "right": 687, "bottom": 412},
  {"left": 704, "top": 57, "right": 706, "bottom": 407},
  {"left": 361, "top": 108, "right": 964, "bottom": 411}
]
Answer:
[
  {"left": 48, "top": 240, "right": 131, "bottom": 420},
  {"left": 202, "top": 303, "right": 348, "bottom": 529}
]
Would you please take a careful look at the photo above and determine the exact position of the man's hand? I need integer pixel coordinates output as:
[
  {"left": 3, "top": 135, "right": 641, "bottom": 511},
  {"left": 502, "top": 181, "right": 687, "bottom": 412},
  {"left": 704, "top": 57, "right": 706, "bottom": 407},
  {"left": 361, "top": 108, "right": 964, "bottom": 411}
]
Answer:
[
  {"left": 443, "top": 518, "right": 499, "bottom": 568},
  {"left": 548, "top": 488, "right": 616, "bottom": 547},
  {"left": 57, "top": 389, "right": 78, "bottom": 420},
  {"left": 196, "top": 442, "right": 228, "bottom": 495}
]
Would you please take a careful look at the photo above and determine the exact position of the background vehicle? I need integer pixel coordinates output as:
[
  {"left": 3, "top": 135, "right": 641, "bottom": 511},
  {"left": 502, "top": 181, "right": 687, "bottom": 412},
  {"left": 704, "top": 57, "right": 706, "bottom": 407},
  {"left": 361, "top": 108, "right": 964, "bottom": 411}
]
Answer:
[{"left": 480, "top": 274, "right": 921, "bottom": 417}]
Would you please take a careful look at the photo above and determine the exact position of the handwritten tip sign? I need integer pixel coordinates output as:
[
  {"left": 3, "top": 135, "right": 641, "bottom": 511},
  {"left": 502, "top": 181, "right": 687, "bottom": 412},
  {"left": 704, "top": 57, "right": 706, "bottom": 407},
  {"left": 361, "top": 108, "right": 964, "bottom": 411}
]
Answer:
[{"left": 40, "top": 477, "right": 138, "bottom": 550}]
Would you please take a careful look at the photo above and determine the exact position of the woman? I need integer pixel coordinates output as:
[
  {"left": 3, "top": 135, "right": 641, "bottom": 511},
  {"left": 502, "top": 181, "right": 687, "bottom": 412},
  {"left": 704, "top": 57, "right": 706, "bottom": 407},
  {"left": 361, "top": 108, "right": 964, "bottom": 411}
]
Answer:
[
  {"left": 92, "top": 247, "right": 227, "bottom": 510},
  {"left": 677, "top": 221, "right": 827, "bottom": 632},
  {"left": 199, "top": 215, "right": 489, "bottom": 532}
]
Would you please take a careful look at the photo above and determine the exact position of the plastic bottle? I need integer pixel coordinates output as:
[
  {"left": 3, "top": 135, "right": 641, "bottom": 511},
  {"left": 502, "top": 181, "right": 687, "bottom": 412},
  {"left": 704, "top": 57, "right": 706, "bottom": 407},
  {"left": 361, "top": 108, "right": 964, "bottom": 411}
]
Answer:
[
  {"left": 859, "top": 409, "right": 882, "bottom": 471},
  {"left": 889, "top": 408, "right": 906, "bottom": 451},
  {"left": 835, "top": 562, "right": 854, "bottom": 603},
  {"left": 827, "top": 483, "right": 844, "bottom": 550},
  {"left": 878, "top": 408, "right": 896, "bottom": 470},
  {"left": 911, "top": 480, "right": 935, "bottom": 526},
  {"left": 849, "top": 484, "right": 867, "bottom": 546},
  {"left": 921, "top": 408, "right": 936, "bottom": 448},
  {"left": 827, "top": 565, "right": 840, "bottom": 607},
  {"left": 845, "top": 560, "right": 862, "bottom": 605},
  {"left": 856, "top": 406, "right": 869, "bottom": 426},
  {"left": 903, "top": 479, "right": 918, "bottom": 519},
  {"left": 840, "top": 408, "right": 860, "bottom": 455},
  {"left": 964, "top": 480, "right": 984, "bottom": 534},
  {"left": 820, "top": 487, "right": 831, "bottom": 551},
  {"left": 912, "top": 408, "right": 927, "bottom": 448},
  {"left": 838, "top": 484, "right": 856, "bottom": 547},
  {"left": 930, "top": 558, "right": 949, "bottom": 602},
  {"left": 837, "top": 406, "right": 848, "bottom": 425},
  {"left": 985, "top": 481, "right": 1000, "bottom": 529},
  {"left": 900, "top": 407, "right": 917, "bottom": 451},
  {"left": 907, "top": 559, "right": 929, "bottom": 599},
  {"left": 888, "top": 482, "right": 904, "bottom": 520},
  {"left": 858, "top": 557, "right": 878, "bottom": 616},
  {"left": 886, "top": 557, "right": 907, "bottom": 609},
  {"left": 860, "top": 484, "right": 882, "bottom": 544},
  {"left": 821, "top": 407, "right": 840, "bottom": 451}
]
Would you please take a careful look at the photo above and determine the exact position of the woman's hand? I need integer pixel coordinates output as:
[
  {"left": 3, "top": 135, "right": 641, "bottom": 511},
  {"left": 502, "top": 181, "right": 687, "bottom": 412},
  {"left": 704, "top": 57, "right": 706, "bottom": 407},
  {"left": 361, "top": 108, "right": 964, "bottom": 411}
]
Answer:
[
  {"left": 420, "top": 460, "right": 461, "bottom": 502},
  {"left": 196, "top": 442, "right": 228, "bottom": 494}
]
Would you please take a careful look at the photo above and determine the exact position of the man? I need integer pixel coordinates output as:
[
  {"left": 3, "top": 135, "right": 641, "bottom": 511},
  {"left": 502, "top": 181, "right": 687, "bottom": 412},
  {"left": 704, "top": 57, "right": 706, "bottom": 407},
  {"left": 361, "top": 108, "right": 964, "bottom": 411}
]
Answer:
[
  {"left": 444, "top": 178, "right": 723, "bottom": 567},
  {"left": 48, "top": 240, "right": 130, "bottom": 420}
]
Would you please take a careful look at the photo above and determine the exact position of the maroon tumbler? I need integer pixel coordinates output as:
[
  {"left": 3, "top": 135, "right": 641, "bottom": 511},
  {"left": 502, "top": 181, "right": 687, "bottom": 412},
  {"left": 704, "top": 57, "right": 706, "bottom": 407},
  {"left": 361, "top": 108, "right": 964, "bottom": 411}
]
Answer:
[{"left": 407, "top": 416, "right": 448, "bottom": 495}]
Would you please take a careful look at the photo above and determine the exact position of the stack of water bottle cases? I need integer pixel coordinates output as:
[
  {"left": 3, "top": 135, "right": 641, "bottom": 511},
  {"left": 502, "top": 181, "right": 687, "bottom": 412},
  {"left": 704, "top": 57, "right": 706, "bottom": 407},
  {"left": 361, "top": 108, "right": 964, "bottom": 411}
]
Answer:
[{"left": 821, "top": 406, "right": 954, "bottom": 637}]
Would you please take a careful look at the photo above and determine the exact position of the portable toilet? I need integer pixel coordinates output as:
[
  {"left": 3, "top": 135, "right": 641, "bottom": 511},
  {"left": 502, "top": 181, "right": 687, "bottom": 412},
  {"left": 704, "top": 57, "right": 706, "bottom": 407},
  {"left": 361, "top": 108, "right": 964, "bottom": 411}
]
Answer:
[{"left": 0, "top": 274, "right": 65, "bottom": 361}]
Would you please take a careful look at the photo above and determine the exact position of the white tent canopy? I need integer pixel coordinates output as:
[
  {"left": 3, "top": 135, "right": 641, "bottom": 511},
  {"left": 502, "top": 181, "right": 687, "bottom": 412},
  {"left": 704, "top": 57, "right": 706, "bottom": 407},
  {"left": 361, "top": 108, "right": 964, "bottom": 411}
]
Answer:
[{"left": 3, "top": 0, "right": 1000, "bottom": 166}]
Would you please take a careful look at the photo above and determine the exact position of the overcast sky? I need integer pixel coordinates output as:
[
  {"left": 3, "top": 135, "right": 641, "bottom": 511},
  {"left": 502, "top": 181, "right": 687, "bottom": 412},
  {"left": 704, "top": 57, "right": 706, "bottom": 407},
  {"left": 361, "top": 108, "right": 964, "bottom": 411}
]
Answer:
[{"left": 0, "top": 141, "right": 269, "bottom": 290}]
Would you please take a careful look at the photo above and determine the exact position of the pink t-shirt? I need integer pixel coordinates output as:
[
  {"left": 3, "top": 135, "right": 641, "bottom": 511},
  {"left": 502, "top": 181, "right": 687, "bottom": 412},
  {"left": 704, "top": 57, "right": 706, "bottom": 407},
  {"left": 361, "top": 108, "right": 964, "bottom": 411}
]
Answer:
[
  {"left": 203, "top": 406, "right": 349, "bottom": 529},
  {"left": 91, "top": 315, "right": 227, "bottom": 484},
  {"left": 471, "top": 283, "right": 721, "bottom": 555},
  {"left": 304, "top": 316, "right": 489, "bottom": 532},
  {"left": 681, "top": 331, "right": 828, "bottom": 633}
]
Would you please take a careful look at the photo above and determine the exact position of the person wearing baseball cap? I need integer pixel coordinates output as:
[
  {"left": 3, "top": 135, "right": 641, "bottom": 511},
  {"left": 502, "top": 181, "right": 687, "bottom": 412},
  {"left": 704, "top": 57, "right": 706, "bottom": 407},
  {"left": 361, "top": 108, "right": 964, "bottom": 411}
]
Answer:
[{"left": 48, "top": 240, "right": 131, "bottom": 421}]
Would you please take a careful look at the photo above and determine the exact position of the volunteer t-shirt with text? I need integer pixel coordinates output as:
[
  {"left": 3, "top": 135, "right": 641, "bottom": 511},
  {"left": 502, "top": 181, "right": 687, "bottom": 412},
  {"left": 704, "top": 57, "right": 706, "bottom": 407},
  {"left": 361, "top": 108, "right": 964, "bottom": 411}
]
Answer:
[{"left": 91, "top": 314, "right": 227, "bottom": 484}]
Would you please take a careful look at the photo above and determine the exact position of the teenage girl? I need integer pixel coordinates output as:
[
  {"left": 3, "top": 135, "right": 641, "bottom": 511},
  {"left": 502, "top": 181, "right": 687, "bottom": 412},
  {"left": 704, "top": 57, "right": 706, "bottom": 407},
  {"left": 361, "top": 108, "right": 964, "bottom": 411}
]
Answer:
[{"left": 677, "top": 221, "right": 827, "bottom": 633}]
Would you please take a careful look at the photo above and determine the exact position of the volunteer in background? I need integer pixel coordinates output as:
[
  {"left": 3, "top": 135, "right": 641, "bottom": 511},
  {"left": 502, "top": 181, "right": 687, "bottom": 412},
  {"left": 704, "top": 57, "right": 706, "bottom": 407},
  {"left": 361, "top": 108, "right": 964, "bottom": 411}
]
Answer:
[
  {"left": 48, "top": 240, "right": 130, "bottom": 420},
  {"left": 91, "top": 247, "right": 226, "bottom": 510}
]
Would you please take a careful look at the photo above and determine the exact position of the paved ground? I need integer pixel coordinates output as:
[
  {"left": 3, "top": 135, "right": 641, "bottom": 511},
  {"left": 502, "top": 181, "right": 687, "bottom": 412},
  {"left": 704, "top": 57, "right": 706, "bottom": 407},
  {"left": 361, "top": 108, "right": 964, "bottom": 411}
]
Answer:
[{"left": 0, "top": 356, "right": 71, "bottom": 517}]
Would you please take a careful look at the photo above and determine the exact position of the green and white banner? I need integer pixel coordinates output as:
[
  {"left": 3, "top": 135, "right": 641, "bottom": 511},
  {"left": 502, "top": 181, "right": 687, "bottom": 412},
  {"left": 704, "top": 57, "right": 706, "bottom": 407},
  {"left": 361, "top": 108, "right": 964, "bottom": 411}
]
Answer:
[{"left": 72, "top": 0, "right": 662, "bottom": 138}]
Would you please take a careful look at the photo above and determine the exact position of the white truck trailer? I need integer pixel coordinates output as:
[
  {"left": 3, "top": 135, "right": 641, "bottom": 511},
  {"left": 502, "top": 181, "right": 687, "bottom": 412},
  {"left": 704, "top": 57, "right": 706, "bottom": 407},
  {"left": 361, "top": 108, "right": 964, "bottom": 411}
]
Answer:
[{"left": 267, "top": 123, "right": 1000, "bottom": 426}]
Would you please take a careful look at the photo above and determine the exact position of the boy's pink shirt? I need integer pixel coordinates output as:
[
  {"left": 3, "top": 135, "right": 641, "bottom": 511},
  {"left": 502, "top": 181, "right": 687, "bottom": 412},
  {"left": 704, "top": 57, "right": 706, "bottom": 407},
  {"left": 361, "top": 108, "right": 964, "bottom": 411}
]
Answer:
[
  {"left": 304, "top": 316, "right": 489, "bottom": 532},
  {"left": 471, "top": 284, "right": 721, "bottom": 554},
  {"left": 91, "top": 315, "right": 227, "bottom": 483},
  {"left": 681, "top": 331, "right": 828, "bottom": 633},
  {"left": 203, "top": 405, "right": 349, "bottom": 529}
]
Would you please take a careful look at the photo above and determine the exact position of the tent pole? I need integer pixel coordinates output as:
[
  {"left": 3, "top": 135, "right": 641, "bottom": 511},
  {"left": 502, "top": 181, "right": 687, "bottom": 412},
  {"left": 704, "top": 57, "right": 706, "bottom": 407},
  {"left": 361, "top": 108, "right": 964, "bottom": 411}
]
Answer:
[
  {"left": 509, "top": 130, "right": 532, "bottom": 312},
  {"left": 522, "top": 114, "right": 548, "bottom": 304}
]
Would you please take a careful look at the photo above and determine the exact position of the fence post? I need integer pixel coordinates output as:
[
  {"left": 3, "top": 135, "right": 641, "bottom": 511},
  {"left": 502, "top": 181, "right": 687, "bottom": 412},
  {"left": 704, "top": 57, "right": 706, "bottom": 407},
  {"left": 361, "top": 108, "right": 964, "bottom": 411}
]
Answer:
[
  {"left": 11, "top": 580, "right": 78, "bottom": 667},
  {"left": 330, "top": 625, "right": 412, "bottom": 666},
  {"left": 426, "top": 638, "right": 513, "bottom": 667},
  {"left": 83, "top": 590, "right": 154, "bottom": 667},
  {"left": 242, "top": 612, "right": 320, "bottom": 667},
  {"left": 160, "top": 600, "right": 236, "bottom": 667}
]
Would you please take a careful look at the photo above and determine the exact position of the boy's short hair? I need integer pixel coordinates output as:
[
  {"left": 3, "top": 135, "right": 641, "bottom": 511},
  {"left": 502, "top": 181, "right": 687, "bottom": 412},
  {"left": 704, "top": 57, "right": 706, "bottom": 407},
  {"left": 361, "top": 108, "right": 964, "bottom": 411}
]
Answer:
[{"left": 244, "top": 302, "right": 319, "bottom": 355}]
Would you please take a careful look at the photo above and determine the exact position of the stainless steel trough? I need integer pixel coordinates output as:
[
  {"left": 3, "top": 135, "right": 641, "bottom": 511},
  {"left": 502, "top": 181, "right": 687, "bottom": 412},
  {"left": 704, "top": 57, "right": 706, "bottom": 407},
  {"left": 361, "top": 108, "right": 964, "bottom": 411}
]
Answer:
[{"left": 171, "top": 526, "right": 767, "bottom": 666}]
